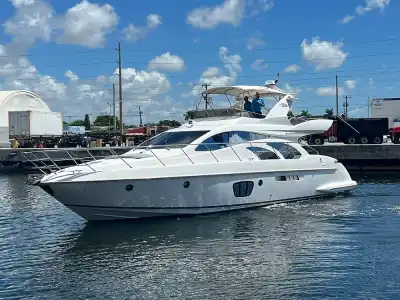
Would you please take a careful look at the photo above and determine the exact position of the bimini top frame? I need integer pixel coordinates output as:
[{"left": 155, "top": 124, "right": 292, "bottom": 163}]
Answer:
[{"left": 191, "top": 83, "right": 297, "bottom": 120}]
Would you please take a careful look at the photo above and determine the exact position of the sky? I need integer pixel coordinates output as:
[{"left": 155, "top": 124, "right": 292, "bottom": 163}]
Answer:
[{"left": 0, "top": 0, "right": 398, "bottom": 124}]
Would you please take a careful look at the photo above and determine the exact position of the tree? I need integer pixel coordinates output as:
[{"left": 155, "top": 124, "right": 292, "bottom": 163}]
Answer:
[
  {"left": 93, "top": 115, "right": 119, "bottom": 128},
  {"left": 324, "top": 108, "right": 334, "bottom": 118},
  {"left": 184, "top": 111, "right": 195, "bottom": 120},
  {"left": 69, "top": 120, "right": 85, "bottom": 126},
  {"left": 300, "top": 110, "right": 312, "bottom": 117},
  {"left": 158, "top": 120, "right": 181, "bottom": 127},
  {"left": 84, "top": 114, "right": 91, "bottom": 130}
]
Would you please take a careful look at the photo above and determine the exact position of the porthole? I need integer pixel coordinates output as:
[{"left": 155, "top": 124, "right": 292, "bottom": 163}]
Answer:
[
  {"left": 258, "top": 179, "right": 263, "bottom": 186},
  {"left": 125, "top": 184, "right": 133, "bottom": 191},
  {"left": 183, "top": 181, "right": 190, "bottom": 188}
]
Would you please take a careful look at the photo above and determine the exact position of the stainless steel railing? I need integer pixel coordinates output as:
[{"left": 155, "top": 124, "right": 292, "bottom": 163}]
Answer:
[{"left": 21, "top": 141, "right": 319, "bottom": 175}]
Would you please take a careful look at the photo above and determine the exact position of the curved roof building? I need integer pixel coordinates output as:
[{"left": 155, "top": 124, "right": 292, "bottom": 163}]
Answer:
[{"left": 0, "top": 90, "right": 51, "bottom": 127}]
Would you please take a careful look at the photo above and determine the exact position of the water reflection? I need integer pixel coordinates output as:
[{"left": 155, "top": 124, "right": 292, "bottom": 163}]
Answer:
[{"left": 2, "top": 175, "right": 400, "bottom": 299}]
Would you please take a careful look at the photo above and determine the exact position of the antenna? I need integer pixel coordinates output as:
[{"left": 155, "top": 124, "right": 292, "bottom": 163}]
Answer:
[{"left": 202, "top": 83, "right": 211, "bottom": 109}]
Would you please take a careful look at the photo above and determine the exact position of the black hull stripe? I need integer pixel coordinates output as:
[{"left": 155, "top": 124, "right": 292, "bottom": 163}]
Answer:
[{"left": 65, "top": 193, "right": 349, "bottom": 211}]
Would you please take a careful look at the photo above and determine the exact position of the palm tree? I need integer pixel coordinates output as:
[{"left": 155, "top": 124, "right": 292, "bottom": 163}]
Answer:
[
  {"left": 324, "top": 108, "right": 334, "bottom": 118},
  {"left": 300, "top": 110, "right": 311, "bottom": 117},
  {"left": 184, "top": 111, "right": 195, "bottom": 120}
]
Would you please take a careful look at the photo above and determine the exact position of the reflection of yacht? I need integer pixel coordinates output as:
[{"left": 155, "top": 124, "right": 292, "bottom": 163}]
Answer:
[{"left": 26, "top": 83, "right": 357, "bottom": 221}]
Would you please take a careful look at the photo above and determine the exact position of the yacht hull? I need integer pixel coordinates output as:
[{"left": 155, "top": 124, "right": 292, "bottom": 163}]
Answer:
[{"left": 38, "top": 169, "right": 357, "bottom": 221}]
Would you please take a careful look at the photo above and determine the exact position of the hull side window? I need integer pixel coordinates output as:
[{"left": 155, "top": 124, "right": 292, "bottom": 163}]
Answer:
[{"left": 233, "top": 181, "right": 254, "bottom": 197}]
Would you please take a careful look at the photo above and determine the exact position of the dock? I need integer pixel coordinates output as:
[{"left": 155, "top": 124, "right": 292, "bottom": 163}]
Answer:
[
  {"left": 312, "top": 144, "right": 400, "bottom": 172},
  {"left": 1, "top": 144, "right": 400, "bottom": 174},
  {"left": 0, "top": 147, "right": 132, "bottom": 173}
]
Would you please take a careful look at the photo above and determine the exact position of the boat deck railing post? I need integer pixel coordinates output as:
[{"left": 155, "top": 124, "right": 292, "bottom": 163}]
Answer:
[
  {"left": 32, "top": 151, "right": 54, "bottom": 173},
  {"left": 180, "top": 147, "right": 194, "bottom": 165},
  {"left": 147, "top": 148, "right": 165, "bottom": 166},
  {"left": 21, "top": 152, "right": 47, "bottom": 174},
  {"left": 227, "top": 142, "right": 242, "bottom": 161},
  {"left": 41, "top": 151, "right": 61, "bottom": 171}
]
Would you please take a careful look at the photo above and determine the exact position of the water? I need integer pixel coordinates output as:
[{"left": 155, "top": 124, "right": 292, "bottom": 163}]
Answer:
[{"left": 1, "top": 175, "right": 400, "bottom": 299}]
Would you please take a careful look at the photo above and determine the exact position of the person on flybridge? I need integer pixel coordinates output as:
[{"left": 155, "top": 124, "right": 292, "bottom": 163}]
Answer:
[
  {"left": 243, "top": 96, "right": 252, "bottom": 114},
  {"left": 251, "top": 92, "right": 266, "bottom": 118}
]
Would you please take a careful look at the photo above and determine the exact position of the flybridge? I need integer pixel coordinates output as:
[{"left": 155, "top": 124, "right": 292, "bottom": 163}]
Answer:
[{"left": 188, "top": 81, "right": 297, "bottom": 121}]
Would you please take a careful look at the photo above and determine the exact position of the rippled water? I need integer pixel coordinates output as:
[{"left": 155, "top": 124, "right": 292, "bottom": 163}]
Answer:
[{"left": 1, "top": 174, "right": 400, "bottom": 299}]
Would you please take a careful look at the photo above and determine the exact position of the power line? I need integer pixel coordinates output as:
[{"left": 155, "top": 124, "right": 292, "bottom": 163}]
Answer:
[
  {"left": 0, "top": 37, "right": 395, "bottom": 58},
  {"left": 0, "top": 51, "right": 397, "bottom": 71},
  {"left": 123, "top": 52, "right": 398, "bottom": 66},
  {"left": 121, "top": 37, "right": 398, "bottom": 53}
]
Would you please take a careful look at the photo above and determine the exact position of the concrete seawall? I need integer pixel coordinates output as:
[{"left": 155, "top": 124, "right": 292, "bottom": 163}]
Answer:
[
  {"left": 0, "top": 147, "right": 131, "bottom": 172},
  {"left": 312, "top": 144, "right": 400, "bottom": 172}
]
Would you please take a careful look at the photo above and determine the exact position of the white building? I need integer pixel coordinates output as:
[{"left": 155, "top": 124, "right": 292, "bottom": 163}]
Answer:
[
  {"left": 371, "top": 98, "right": 400, "bottom": 128},
  {"left": 0, "top": 90, "right": 51, "bottom": 147}
]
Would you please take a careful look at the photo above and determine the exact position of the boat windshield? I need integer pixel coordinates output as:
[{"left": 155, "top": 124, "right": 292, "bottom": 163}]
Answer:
[{"left": 139, "top": 130, "right": 210, "bottom": 148}]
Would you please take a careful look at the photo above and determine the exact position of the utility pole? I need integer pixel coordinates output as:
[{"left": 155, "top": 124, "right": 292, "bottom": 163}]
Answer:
[
  {"left": 138, "top": 106, "right": 143, "bottom": 127},
  {"left": 116, "top": 40, "right": 123, "bottom": 135},
  {"left": 367, "top": 96, "right": 370, "bottom": 118},
  {"left": 107, "top": 102, "right": 112, "bottom": 128},
  {"left": 343, "top": 95, "right": 351, "bottom": 119},
  {"left": 202, "top": 83, "right": 211, "bottom": 110},
  {"left": 335, "top": 75, "right": 339, "bottom": 116},
  {"left": 112, "top": 84, "right": 116, "bottom": 134}
]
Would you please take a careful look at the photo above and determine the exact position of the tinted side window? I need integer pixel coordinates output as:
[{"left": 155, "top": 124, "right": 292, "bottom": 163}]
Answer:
[
  {"left": 195, "top": 132, "right": 229, "bottom": 151},
  {"left": 229, "top": 131, "right": 250, "bottom": 145},
  {"left": 247, "top": 146, "right": 280, "bottom": 160},
  {"left": 140, "top": 131, "right": 209, "bottom": 148},
  {"left": 233, "top": 181, "right": 254, "bottom": 197},
  {"left": 267, "top": 142, "right": 302, "bottom": 159},
  {"left": 249, "top": 132, "right": 268, "bottom": 140},
  {"left": 196, "top": 131, "right": 267, "bottom": 151}
]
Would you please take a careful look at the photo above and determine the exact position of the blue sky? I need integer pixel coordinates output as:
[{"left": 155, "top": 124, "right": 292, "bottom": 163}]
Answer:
[{"left": 0, "top": 0, "right": 398, "bottom": 124}]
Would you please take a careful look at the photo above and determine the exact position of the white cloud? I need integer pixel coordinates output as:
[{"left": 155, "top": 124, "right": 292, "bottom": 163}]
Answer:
[
  {"left": 219, "top": 46, "right": 241, "bottom": 76},
  {"left": 10, "top": 0, "right": 35, "bottom": 7},
  {"left": 148, "top": 52, "right": 185, "bottom": 72},
  {"left": 345, "top": 80, "right": 356, "bottom": 89},
  {"left": 338, "top": 15, "right": 355, "bottom": 24},
  {"left": 251, "top": 59, "right": 268, "bottom": 70},
  {"left": 316, "top": 86, "right": 344, "bottom": 96},
  {"left": 4, "top": 0, "right": 54, "bottom": 46},
  {"left": 246, "top": 32, "right": 265, "bottom": 50},
  {"left": 369, "top": 77, "right": 376, "bottom": 88},
  {"left": 187, "top": 0, "right": 245, "bottom": 29},
  {"left": 187, "top": 0, "right": 273, "bottom": 29},
  {"left": 56, "top": 0, "right": 119, "bottom": 48},
  {"left": 356, "top": 0, "right": 390, "bottom": 15},
  {"left": 283, "top": 83, "right": 302, "bottom": 94},
  {"left": 64, "top": 70, "right": 79, "bottom": 81},
  {"left": 186, "top": 47, "right": 242, "bottom": 97},
  {"left": 340, "top": 0, "right": 390, "bottom": 24},
  {"left": 0, "top": 41, "right": 175, "bottom": 123},
  {"left": 301, "top": 37, "right": 348, "bottom": 71},
  {"left": 201, "top": 67, "right": 221, "bottom": 78},
  {"left": 246, "top": 0, "right": 274, "bottom": 16},
  {"left": 284, "top": 64, "right": 301, "bottom": 73},
  {"left": 123, "top": 14, "right": 162, "bottom": 42}
]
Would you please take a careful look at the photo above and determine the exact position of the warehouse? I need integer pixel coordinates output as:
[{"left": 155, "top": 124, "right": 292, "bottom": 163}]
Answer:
[
  {"left": 371, "top": 98, "right": 400, "bottom": 128},
  {"left": 0, "top": 90, "right": 51, "bottom": 147}
]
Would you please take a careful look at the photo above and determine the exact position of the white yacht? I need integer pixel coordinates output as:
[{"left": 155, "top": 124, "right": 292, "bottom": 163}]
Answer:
[{"left": 26, "top": 84, "right": 357, "bottom": 221}]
